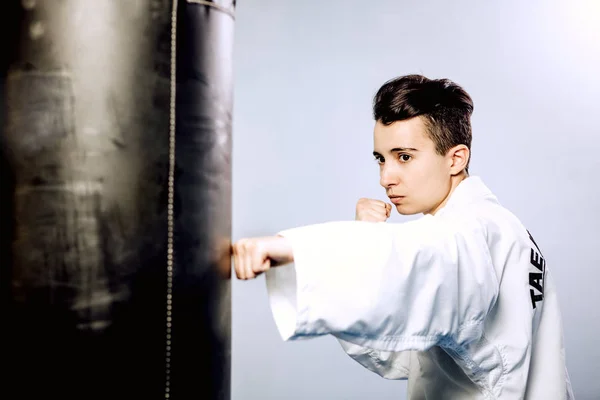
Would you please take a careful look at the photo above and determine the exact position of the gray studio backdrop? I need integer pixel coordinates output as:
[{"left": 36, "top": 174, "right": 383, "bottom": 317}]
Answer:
[{"left": 231, "top": 1, "right": 600, "bottom": 399}]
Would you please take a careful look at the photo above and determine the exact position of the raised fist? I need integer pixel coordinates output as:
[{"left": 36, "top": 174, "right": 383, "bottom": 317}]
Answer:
[{"left": 355, "top": 198, "right": 391, "bottom": 222}]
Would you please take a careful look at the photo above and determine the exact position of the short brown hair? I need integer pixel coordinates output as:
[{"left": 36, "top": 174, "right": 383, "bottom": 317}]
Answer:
[{"left": 373, "top": 74, "right": 474, "bottom": 173}]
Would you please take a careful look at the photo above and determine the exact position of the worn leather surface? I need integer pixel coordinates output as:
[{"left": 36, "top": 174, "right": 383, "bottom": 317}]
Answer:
[{"left": 1, "top": 1, "right": 234, "bottom": 399}]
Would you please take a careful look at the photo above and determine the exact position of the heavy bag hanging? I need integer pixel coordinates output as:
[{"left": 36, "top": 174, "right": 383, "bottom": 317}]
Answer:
[{"left": 0, "top": 1, "right": 235, "bottom": 399}]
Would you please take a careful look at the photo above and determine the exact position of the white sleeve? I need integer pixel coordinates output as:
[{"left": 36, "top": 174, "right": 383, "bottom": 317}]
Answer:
[{"left": 264, "top": 215, "right": 498, "bottom": 353}]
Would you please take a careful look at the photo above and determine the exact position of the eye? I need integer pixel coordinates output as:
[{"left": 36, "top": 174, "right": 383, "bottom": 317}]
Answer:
[
  {"left": 399, "top": 153, "right": 412, "bottom": 162},
  {"left": 374, "top": 155, "right": 384, "bottom": 165}
]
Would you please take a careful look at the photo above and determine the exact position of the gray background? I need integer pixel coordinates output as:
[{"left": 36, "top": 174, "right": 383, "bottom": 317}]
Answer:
[{"left": 231, "top": 0, "right": 600, "bottom": 398}]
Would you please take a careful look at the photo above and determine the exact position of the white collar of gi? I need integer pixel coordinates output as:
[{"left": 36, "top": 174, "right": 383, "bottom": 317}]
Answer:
[{"left": 435, "top": 175, "right": 497, "bottom": 216}]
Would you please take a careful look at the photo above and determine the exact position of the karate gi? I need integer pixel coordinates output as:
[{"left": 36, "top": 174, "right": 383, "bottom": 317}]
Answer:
[{"left": 265, "top": 176, "right": 574, "bottom": 399}]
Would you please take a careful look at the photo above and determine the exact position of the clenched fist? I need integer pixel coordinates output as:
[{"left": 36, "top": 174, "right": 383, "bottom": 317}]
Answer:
[
  {"left": 355, "top": 198, "right": 392, "bottom": 222},
  {"left": 231, "top": 235, "right": 294, "bottom": 280}
]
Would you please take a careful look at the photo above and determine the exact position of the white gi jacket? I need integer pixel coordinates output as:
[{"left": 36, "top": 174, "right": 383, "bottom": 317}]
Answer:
[{"left": 265, "top": 176, "right": 574, "bottom": 399}]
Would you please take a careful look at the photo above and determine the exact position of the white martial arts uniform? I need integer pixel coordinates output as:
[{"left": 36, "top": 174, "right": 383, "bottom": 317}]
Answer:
[{"left": 265, "top": 176, "right": 574, "bottom": 399}]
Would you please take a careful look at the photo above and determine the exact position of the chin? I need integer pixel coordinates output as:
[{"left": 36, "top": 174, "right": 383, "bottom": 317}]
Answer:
[{"left": 394, "top": 204, "right": 422, "bottom": 216}]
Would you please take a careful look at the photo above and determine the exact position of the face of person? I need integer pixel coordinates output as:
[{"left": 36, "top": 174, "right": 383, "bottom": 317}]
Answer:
[{"left": 372, "top": 116, "right": 467, "bottom": 215}]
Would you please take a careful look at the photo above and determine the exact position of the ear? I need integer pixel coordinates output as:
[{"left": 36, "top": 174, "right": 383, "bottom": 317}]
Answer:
[{"left": 447, "top": 145, "right": 470, "bottom": 175}]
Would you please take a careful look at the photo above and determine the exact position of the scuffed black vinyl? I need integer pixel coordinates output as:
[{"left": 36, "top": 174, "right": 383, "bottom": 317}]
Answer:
[{"left": 1, "top": 1, "right": 234, "bottom": 399}]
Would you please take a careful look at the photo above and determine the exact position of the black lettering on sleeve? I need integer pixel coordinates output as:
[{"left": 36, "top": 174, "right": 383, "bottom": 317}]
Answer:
[
  {"left": 530, "top": 249, "right": 545, "bottom": 272},
  {"left": 529, "top": 272, "right": 544, "bottom": 293},
  {"left": 527, "top": 229, "right": 546, "bottom": 309},
  {"left": 530, "top": 289, "right": 544, "bottom": 309}
]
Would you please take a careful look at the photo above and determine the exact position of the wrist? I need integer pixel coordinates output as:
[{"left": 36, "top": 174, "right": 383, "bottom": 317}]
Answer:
[{"left": 272, "top": 235, "right": 294, "bottom": 266}]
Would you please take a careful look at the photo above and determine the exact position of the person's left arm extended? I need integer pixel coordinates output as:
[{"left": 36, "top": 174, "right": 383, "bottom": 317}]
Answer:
[{"left": 232, "top": 215, "right": 498, "bottom": 353}]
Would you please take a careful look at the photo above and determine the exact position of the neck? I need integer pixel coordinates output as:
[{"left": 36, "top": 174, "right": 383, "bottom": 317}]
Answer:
[{"left": 426, "top": 171, "right": 469, "bottom": 215}]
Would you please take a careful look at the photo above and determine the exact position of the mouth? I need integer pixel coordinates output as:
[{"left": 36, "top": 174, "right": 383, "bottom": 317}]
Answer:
[{"left": 388, "top": 196, "right": 405, "bottom": 205}]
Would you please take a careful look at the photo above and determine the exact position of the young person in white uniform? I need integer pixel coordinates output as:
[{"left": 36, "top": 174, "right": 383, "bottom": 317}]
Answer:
[{"left": 232, "top": 74, "right": 574, "bottom": 399}]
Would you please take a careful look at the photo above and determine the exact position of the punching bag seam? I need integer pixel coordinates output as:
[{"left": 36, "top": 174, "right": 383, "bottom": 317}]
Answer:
[{"left": 165, "top": 0, "right": 178, "bottom": 398}]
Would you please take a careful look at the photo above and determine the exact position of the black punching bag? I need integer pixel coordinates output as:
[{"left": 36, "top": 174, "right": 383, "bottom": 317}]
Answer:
[{"left": 0, "top": 1, "right": 235, "bottom": 399}]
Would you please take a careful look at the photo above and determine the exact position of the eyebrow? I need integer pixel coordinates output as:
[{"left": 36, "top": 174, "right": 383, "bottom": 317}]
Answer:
[{"left": 372, "top": 147, "right": 419, "bottom": 156}]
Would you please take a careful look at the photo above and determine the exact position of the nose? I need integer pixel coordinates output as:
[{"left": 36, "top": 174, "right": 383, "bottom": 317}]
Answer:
[{"left": 379, "top": 163, "right": 400, "bottom": 189}]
